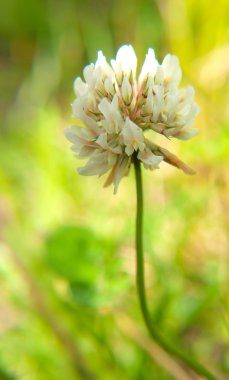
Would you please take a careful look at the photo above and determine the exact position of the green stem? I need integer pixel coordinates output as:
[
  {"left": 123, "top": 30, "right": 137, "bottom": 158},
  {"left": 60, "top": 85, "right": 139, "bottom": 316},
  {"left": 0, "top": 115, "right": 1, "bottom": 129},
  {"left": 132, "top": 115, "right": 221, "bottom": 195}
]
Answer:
[{"left": 133, "top": 156, "right": 218, "bottom": 380}]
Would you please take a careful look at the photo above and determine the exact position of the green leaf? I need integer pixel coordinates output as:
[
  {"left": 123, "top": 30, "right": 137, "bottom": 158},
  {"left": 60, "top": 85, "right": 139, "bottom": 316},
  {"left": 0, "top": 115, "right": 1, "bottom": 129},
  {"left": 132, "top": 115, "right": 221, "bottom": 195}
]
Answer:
[
  {"left": 70, "top": 282, "right": 97, "bottom": 307},
  {"left": 0, "top": 367, "right": 16, "bottom": 380},
  {"left": 45, "top": 225, "right": 104, "bottom": 284}
]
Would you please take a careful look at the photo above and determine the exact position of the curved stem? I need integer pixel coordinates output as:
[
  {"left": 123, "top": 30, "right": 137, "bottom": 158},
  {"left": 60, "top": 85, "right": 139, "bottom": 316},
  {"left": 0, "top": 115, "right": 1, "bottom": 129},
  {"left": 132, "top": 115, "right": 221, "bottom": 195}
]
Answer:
[{"left": 133, "top": 156, "right": 218, "bottom": 380}]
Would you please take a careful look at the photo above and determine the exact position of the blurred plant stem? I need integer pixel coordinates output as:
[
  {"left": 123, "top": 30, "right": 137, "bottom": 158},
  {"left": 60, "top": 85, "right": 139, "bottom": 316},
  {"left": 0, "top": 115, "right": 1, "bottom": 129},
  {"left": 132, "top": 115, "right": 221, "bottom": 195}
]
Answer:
[
  {"left": 117, "top": 314, "right": 193, "bottom": 380},
  {"left": 133, "top": 156, "right": 218, "bottom": 380},
  {"left": 4, "top": 244, "right": 97, "bottom": 380}
]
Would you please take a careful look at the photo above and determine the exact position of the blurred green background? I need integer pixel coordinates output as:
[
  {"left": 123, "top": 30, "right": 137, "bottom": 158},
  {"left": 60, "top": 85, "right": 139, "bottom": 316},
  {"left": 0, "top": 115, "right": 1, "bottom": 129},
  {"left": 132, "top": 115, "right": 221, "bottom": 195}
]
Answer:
[{"left": 0, "top": 0, "right": 229, "bottom": 379}]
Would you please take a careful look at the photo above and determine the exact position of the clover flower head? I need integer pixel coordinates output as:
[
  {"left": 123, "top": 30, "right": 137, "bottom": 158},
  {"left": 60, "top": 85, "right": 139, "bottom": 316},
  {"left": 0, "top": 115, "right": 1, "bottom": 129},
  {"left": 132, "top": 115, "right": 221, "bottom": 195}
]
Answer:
[{"left": 65, "top": 45, "right": 199, "bottom": 193}]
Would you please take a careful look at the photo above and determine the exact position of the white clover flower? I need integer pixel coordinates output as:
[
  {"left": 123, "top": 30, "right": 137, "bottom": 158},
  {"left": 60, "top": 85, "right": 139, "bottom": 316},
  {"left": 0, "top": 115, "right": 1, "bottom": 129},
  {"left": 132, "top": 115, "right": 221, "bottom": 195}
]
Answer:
[{"left": 65, "top": 45, "right": 199, "bottom": 193}]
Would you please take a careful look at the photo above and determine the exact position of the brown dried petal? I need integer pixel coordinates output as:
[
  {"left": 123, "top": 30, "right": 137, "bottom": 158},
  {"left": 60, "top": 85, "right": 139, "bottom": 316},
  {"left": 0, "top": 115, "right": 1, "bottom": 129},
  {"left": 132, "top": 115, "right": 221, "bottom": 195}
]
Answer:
[{"left": 145, "top": 138, "right": 195, "bottom": 175}]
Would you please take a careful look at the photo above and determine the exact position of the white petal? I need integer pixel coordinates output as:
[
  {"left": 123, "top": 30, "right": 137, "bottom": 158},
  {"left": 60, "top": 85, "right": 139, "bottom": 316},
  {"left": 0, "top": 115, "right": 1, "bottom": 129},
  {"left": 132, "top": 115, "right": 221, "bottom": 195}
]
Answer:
[
  {"left": 96, "top": 132, "right": 122, "bottom": 154},
  {"left": 95, "top": 51, "right": 114, "bottom": 86},
  {"left": 162, "top": 54, "right": 182, "bottom": 85},
  {"left": 138, "top": 148, "right": 163, "bottom": 169},
  {"left": 78, "top": 151, "right": 116, "bottom": 176},
  {"left": 184, "top": 85, "right": 195, "bottom": 104},
  {"left": 78, "top": 162, "right": 108, "bottom": 176},
  {"left": 141, "top": 87, "right": 154, "bottom": 114},
  {"left": 113, "top": 156, "right": 130, "bottom": 194},
  {"left": 121, "top": 76, "right": 132, "bottom": 104},
  {"left": 72, "top": 98, "right": 100, "bottom": 134},
  {"left": 83, "top": 63, "right": 95, "bottom": 86},
  {"left": 183, "top": 103, "right": 200, "bottom": 127},
  {"left": 104, "top": 77, "right": 115, "bottom": 95},
  {"left": 173, "top": 127, "right": 199, "bottom": 140},
  {"left": 64, "top": 127, "right": 81, "bottom": 144},
  {"left": 65, "top": 126, "right": 94, "bottom": 144},
  {"left": 73, "top": 77, "right": 88, "bottom": 97},
  {"left": 111, "top": 44, "right": 137, "bottom": 82},
  {"left": 122, "top": 117, "right": 145, "bottom": 155},
  {"left": 151, "top": 85, "right": 164, "bottom": 122},
  {"left": 96, "top": 51, "right": 111, "bottom": 72},
  {"left": 163, "top": 126, "right": 182, "bottom": 137},
  {"left": 98, "top": 98, "right": 112, "bottom": 119},
  {"left": 98, "top": 95, "right": 123, "bottom": 133},
  {"left": 163, "top": 91, "right": 180, "bottom": 122},
  {"left": 65, "top": 126, "right": 98, "bottom": 159},
  {"left": 74, "top": 145, "right": 95, "bottom": 158},
  {"left": 155, "top": 66, "right": 164, "bottom": 84},
  {"left": 117, "top": 45, "right": 137, "bottom": 74},
  {"left": 96, "top": 132, "right": 109, "bottom": 150},
  {"left": 139, "top": 48, "right": 158, "bottom": 84}
]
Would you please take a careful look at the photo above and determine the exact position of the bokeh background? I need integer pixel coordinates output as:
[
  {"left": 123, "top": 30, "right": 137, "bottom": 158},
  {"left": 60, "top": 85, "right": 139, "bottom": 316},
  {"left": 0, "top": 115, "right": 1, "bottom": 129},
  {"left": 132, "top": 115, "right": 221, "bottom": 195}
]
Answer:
[{"left": 0, "top": 0, "right": 229, "bottom": 379}]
